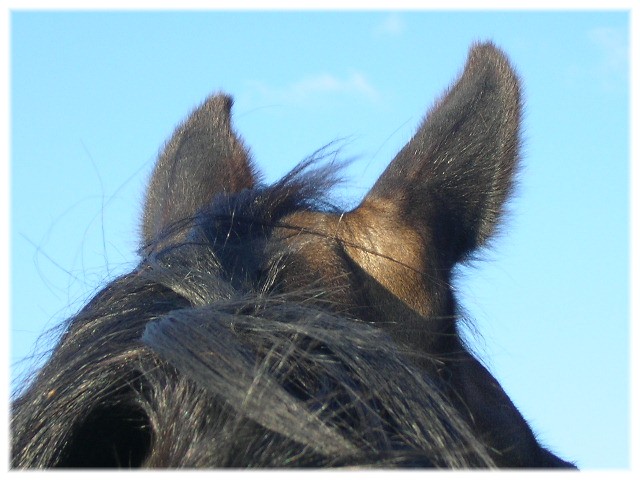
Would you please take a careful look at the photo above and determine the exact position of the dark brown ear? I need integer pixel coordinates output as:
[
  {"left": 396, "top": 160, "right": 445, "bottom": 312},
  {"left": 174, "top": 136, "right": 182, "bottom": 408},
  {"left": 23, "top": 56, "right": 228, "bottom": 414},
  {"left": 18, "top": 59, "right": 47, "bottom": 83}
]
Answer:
[
  {"left": 141, "top": 94, "right": 257, "bottom": 249},
  {"left": 356, "top": 42, "right": 522, "bottom": 269}
]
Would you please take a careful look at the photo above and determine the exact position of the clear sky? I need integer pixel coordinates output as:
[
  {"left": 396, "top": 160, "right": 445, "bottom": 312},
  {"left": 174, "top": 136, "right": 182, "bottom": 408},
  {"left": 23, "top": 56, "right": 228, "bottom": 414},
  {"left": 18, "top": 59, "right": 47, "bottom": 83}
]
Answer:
[{"left": 8, "top": 6, "right": 631, "bottom": 470}]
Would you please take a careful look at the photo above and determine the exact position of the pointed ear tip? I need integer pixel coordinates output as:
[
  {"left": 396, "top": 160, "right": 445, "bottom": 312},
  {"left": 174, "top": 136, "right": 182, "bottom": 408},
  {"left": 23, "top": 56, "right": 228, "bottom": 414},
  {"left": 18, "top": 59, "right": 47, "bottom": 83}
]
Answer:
[
  {"left": 469, "top": 41, "right": 508, "bottom": 60},
  {"left": 465, "top": 42, "right": 522, "bottom": 101},
  {"left": 202, "top": 92, "right": 235, "bottom": 113},
  {"left": 468, "top": 42, "right": 518, "bottom": 74},
  {"left": 185, "top": 92, "right": 236, "bottom": 130}
]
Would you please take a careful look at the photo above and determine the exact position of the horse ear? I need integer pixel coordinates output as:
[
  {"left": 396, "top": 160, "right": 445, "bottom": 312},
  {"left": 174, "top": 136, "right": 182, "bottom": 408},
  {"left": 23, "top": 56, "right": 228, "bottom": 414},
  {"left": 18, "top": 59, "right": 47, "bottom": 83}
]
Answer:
[
  {"left": 356, "top": 42, "right": 521, "bottom": 268},
  {"left": 141, "top": 94, "right": 257, "bottom": 249}
]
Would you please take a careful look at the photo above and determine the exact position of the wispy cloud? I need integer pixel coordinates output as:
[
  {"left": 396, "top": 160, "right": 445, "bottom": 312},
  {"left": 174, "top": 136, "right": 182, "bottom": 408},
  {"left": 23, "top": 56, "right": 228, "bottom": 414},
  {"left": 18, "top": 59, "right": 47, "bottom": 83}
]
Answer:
[
  {"left": 245, "top": 71, "right": 380, "bottom": 107},
  {"left": 587, "top": 27, "right": 628, "bottom": 90},
  {"left": 374, "top": 13, "right": 405, "bottom": 37},
  {"left": 588, "top": 27, "right": 628, "bottom": 73}
]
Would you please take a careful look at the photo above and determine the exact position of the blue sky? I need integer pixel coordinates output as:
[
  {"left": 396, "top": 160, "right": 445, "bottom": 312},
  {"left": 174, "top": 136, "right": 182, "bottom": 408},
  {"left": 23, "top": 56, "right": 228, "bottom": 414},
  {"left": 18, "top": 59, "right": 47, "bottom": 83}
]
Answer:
[{"left": 8, "top": 7, "right": 632, "bottom": 469}]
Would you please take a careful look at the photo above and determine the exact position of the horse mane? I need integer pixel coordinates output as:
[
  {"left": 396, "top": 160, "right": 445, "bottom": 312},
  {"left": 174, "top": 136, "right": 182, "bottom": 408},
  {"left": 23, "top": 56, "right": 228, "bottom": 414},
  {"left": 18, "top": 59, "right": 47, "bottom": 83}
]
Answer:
[{"left": 12, "top": 159, "right": 494, "bottom": 467}]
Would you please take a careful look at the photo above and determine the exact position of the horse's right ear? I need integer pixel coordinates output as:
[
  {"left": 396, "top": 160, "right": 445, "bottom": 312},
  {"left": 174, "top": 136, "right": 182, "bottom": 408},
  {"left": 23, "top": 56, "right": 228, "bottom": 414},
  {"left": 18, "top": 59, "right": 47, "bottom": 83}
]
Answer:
[
  {"left": 141, "top": 95, "right": 257, "bottom": 249},
  {"left": 353, "top": 42, "right": 522, "bottom": 270}
]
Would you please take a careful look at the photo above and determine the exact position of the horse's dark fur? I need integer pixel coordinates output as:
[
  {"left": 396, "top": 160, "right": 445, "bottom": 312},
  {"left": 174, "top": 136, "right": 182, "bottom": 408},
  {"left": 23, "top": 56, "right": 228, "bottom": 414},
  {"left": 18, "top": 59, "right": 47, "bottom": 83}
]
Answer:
[{"left": 11, "top": 43, "right": 576, "bottom": 468}]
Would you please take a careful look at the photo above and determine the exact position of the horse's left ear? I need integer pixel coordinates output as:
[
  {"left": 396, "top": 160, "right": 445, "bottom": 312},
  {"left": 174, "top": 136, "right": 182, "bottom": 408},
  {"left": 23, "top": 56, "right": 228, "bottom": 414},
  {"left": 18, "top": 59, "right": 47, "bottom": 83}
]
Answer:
[{"left": 141, "top": 94, "right": 257, "bottom": 248}]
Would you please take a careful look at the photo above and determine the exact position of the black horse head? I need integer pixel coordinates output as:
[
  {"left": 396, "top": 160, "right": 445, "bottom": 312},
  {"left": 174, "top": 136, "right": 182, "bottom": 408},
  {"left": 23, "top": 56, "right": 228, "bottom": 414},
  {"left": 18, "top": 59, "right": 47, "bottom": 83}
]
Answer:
[{"left": 11, "top": 42, "right": 576, "bottom": 469}]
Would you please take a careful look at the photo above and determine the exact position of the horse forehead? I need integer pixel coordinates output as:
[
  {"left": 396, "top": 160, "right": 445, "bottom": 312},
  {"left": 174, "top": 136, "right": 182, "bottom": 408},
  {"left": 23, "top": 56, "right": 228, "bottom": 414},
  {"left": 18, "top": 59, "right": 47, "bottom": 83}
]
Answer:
[{"left": 268, "top": 210, "right": 345, "bottom": 265}]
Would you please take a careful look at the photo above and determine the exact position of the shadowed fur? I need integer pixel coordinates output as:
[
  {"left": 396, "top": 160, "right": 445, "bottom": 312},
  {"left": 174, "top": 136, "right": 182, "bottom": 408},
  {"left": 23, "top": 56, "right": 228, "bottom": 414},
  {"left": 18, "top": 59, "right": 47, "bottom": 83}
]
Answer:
[{"left": 11, "top": 42, "right": 576, "bottom": 469}]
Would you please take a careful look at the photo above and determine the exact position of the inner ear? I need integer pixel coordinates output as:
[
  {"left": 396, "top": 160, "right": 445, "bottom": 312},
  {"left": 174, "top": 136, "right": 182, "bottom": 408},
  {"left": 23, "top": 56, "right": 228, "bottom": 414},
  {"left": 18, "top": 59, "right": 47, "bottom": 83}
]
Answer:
[{"left": 141, "top": 94, "right": 258, "bottom": 249}]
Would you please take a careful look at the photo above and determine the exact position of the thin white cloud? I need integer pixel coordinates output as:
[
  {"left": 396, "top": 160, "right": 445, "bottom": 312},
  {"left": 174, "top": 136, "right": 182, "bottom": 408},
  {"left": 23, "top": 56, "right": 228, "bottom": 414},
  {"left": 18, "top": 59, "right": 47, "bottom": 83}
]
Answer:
[
  {"left": 588, "top": 26, "right": 628, "bottom": 74},
  {"left": 562, "top": 27, "right": 628, "bottom": 93},
  {"left": 587, "top": 26, "right": 628, "bottom": 93},
  {"left": 374, "top": 13, "right": 405, "bottom": 37},
  {"left": 245, "top": 71, "right": 380, "bottom": 106}
]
